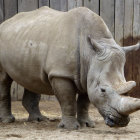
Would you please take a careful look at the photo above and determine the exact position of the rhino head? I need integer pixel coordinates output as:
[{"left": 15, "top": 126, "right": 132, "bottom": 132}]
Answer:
[{"left": 87, "top": 36, "right": 140, "bottom": 127}]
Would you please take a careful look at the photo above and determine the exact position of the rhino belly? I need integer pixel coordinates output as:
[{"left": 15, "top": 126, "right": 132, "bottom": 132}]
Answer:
[
  {"left": 6, "top": 66, "right": 53, "bottom": 95},
  {"left": 0, "top": 39, "right": 53, "bottom": 95},
  {"left": 6, "top": 63, "right": 53, "bottom": 95}
]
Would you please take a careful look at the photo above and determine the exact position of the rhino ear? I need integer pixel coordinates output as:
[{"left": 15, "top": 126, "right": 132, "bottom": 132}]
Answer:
[
  {"left": 88, "top": 35, "right": 104, "bottom": 54},
  {"left": 123, "top": 42, "right": 140, "bottom": 54}
]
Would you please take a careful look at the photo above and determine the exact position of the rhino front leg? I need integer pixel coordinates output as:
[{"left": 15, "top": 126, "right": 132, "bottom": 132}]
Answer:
[
  {"left": 77, "top": 94, "right": 95, "bottom": 127},
  {"left": 51, "top": 78, "right": 80, "bottom": 130},
  {"left": 22, "top": 89, "right": 48, "bottom": 122},
  {"left": 0, "top": 71, "right": 15, "bottom": 123}
]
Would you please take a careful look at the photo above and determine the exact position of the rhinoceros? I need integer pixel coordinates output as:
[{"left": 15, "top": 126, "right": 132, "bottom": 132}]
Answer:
[{"left": 0, "top": 6, "right": 140, "bottom": 129}]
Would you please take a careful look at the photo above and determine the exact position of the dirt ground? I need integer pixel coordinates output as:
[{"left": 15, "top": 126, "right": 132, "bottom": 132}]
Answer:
[{"left": 0, "top": 100, "right": 140, "bottom": 140}]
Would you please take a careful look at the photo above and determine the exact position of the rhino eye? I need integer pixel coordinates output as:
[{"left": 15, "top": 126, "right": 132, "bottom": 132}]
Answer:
[
  {"left": 100, "top": 88, "right": 106, "bottom": 97},
  {"left": 101, "top": 88, "right": 106, "bottom": 93}
]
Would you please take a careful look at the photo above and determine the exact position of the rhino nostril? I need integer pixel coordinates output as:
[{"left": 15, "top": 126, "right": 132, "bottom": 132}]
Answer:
[{"left": 105, "top": 117, "right": 115, "bottom": 127}]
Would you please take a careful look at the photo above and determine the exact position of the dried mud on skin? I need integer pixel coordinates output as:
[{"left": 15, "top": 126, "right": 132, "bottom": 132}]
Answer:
[{"left": 0, "top": 101, "right": 140, "bottom": 140}]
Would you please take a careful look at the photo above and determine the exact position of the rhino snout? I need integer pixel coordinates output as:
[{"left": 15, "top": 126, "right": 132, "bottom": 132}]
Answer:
[{"left": 105, "top": 115, "right": 130, "bottom": 127}]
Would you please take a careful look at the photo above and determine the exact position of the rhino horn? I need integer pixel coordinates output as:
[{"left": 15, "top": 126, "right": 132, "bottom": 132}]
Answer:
[
  {"left": 88, "top": 36, "right": 104, "bottom": 54},
  {"left": 116, "top": 81, "right": 136, "bottom": 95},
  {"left": 117, "top": 96, "right": 140, "bottom": 115},
  {"left": 123, "top": 42, "right": 140, "bottom": 53}
]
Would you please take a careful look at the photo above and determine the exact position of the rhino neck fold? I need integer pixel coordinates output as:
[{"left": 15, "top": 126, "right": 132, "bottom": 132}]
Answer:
[{"left": 77, "top": 36, "right": 92, "bottom": 93}]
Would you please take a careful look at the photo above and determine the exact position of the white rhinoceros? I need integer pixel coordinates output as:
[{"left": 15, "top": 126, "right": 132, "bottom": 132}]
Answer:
[{"left": 0, "top": 6, "right": 140, "bottom": 129}]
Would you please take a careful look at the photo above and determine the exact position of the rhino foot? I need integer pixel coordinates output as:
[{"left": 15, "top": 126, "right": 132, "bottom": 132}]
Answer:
[
  {"left": 77, "top": 117, "right": 95, "bottom": 128},
  {"left": 0, "top": 114, "right": 15, "bottom": 123},
  {"left": 28, "top": 114, "right": 48, "bottom": 122},
  {"left": 58, "top": 116, "right": 80, "bottom": 130}
]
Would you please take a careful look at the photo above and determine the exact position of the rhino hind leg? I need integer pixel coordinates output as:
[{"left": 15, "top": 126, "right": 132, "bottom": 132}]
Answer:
[
  {"left": 22, "top": 89, "right": 48, "bottom": 122},
  {"left": 51, "top": 78, "right": 80, "bottom": 130},
  {"left": 77, "top": 94, "right": 95, "bottom": 128},
  {"left": 0, "top": 71, "right": 15, "bottom": 123}
]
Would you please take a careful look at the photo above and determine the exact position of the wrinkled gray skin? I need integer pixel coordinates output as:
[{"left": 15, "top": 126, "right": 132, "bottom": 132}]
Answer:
[{"left": 0, "top": 7, "right": 140, "bottom": 129}]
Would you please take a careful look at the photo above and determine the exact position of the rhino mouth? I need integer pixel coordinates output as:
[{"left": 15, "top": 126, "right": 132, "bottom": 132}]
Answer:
[
  {"left": 105, "top": 114, "right": 130, "bottom": 127},
  {"left": 101, "top": 105, "right": 130, "bottom": 127}
]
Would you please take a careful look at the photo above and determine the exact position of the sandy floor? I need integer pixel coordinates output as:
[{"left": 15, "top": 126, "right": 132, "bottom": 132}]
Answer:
[{"left": 0, "top": 100, "right": 140, "bottom": 140}]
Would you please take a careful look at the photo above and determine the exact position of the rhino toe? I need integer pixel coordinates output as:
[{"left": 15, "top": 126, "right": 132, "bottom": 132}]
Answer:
[
  {"left": 0, "top": 114, "right": 15, "bottom": 123},
  {"left": 78, "top": 117, "right": 95, "bottom": 128},
  {"left": 28, "top": 115, "right": 48, "bottom": 122},
  {"left": 58, "top": 117, "right": 80, "bottom": 130}
]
